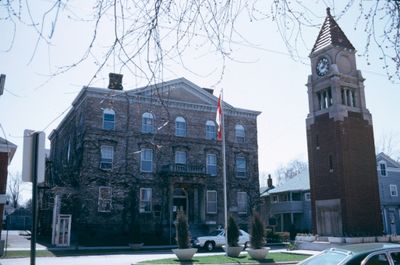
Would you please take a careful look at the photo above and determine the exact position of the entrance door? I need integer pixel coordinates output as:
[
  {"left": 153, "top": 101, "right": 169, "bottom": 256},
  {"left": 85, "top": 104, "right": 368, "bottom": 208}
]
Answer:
[
  {"left": 173, "top": 188, "right": 188, "bottom": 220},
  {"left": 55, "top": 214, "right": 71, "bottom": 247}
]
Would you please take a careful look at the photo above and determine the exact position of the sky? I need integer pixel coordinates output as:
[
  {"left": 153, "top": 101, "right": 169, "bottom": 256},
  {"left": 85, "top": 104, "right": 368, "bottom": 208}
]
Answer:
[{"left": 1, "top": 1, "right": 399, "bottom": 199}]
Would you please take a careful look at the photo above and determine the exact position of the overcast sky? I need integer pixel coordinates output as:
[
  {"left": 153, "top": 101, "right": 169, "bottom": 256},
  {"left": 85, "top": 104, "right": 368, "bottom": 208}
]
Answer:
[{"left": 1, "top": 1, "right": 399, "bottom": 196}]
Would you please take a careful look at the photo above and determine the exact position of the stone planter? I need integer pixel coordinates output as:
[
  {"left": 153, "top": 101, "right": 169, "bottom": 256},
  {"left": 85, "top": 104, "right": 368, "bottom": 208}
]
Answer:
[
  {"left": 303, "top": 235, "right": 316, "bottom": 242},
  {"left": 247, "top": 247, "right": 271, "bottom": 260},
  {"left": 172, "top": 248, "right": 198, "bottom": 261},
  {"left": 391, "top": 235, "right": 400, "bottom": 242},
  {"left": 345, "top": 237, "right": 363, "bottom": 244},
  {"left": 362, "top": 237, "right": 376, "bottom": 243},
  {"left": 377, "top": 236, "right": 390, "bottom": 242},
  {"left": 222, "top": 245, "right": 243, "bottom": 257},
  {"left": 328, "top": 237, "right": 344, "bottom": 243},
  {"left": 128, "top": 243, "right": 144, "bottom": 250}
]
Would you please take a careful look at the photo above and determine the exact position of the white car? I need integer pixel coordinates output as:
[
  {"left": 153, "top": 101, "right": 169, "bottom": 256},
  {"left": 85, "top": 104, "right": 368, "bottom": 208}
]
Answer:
[{"left": 193, "top": 229, "right": 250, "bottom": 251}]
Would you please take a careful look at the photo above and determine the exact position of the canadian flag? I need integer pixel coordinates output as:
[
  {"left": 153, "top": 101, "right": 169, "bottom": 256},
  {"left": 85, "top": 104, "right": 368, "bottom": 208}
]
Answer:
[{"left": 216, "top": 93, "right": 223, "bottom": 141}]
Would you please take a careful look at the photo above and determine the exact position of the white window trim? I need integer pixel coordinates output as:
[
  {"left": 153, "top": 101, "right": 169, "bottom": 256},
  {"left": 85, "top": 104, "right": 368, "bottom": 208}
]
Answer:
[
  {"left": 103, "top": 108, "right": 115, "bottom": 130},
  {"left": 236, "top": 156, "right": 246, "bottom": 177},
  {"left": 175, "top": 116, "right": 187, "bottom": 137},
  {"left": 175, "top": 151, "right": 187, "bottom": 164},
  {"left": 304, "top": 193, "right": 311, "bottom": 201},
  {"left": 271, "top": 195, "right": 278, "bottom": 204},
  {"left": 140, "top": 148, "right": 153, "bottom": 172},
  {"left": 237, "top": 192, "right": 248, "bottom": 214},
  {"left": 206, "top": 153, "right": 217, "bottom": 176},
  {"left": 235, "top": 124, "right": 245, "bottom": 143},
  {"left": 98, "top": 186, "right": 112, "bottom": 213},
  {"left": 205, "top": 120, "right": 216, "bottom": 140},
  {"left": 206, "top": 190, "right": 217, "bottom": 214},
  {"left": 140, "top": 188, "right": 152, "bottom": 213},
  {"left": 100, "top": 145, "right": 113, "bottom": 170},
  {"left": 142, "top": 112, "right": 155, "bottom": 133},
  {"left": 390, "top": 184, "right": 398, "bottom": 197}
]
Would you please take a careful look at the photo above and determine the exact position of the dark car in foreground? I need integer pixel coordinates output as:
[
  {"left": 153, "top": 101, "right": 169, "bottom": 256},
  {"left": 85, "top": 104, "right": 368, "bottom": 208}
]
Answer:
[{"left": 298, "top": 243, "right": 400, "bottom": 265}]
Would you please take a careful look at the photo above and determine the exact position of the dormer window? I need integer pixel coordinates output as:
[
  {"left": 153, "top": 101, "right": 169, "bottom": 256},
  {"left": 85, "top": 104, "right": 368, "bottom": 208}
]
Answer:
[
  {"left": 341, "top": 87, "right": 356, "bottom": 107},
  {"left": 317, "top": 87, "right": 332, "bottom": 110}
]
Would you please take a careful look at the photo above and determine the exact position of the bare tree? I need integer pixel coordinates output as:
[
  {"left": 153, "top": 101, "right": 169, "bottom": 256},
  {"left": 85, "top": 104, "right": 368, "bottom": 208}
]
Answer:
[
  {"left": 376, "top": 132, "right": 400, "bottom": 162},
  {"left": 1, "top": 1, "right": 399, "bottom": 85},
  {"left": 6, "top": 172, "right": 22, "bottom": 209},
  {"left": 275, "top": 159, "right": 308, "bottom": 184}
]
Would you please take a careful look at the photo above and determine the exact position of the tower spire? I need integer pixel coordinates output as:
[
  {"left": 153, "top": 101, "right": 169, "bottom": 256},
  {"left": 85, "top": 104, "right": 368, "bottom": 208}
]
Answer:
[{"left": 311, "top": 7, "right": 355, "bottom": 54}]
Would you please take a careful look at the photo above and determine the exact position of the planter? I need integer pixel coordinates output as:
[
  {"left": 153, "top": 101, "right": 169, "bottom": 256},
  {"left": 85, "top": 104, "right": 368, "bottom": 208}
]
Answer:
[
  {"left": 328, "top": 237, "right": 344, "bottom": 243},
  {"left": 362, "top": 237, "right": 376, "bottom": 243},
  {"left": 303, "top": 235, "right": 316, "bottom": 242},
  {"left": 345, "top": 237, "right": 363, "bottom": 244},
  {"left": 377, "top": 236, "right": 390, "bottom": 242},
  {"left": 172, "top": 248, "right": 197, "bottom": 261},
  {"left": 128, "top": 243, "right": 144, "bottom": 250},
  {"left": 391, "top": 235, "right": 400, "bottom": 242},
  {"left": 222, "top": 245, "right": 243, "bottom": 257},
  {"left": 247, "top": 247, "right": 271, "bottom": 260}
]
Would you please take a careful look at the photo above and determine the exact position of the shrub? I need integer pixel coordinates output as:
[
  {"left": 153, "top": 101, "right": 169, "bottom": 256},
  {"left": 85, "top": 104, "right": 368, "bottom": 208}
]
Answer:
[
  {"left": 175, "top": 211, "right": 190, "bottom": 249},
  {"left": 227, "top": 216, "right": 240, "bottom": 247},
  {"left": 250, "top": 212, "right": 265, "bottom": 249},
  {"left": 132, "top": 220, "right": 142, "bottom": 243}
]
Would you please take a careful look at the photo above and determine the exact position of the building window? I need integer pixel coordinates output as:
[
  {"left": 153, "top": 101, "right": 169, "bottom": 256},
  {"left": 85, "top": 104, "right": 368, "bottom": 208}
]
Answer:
[
  {"left": 329, "top": 154, "right": 333, "bottom": 172},
  {"left": 317, "top": 87, "right": 333, "bottom": 110},
  {"left": 205, "top": 120, "right": 216, "bottom": 140},
  {"left": 279, "top": 193, "right": 288, "bottom": 202},
  {"left": 103, "top": 108, "right": 115, "bottom": 130},
  {"left": 304, "top": 193, "right": 311, "bottom": 201},
  {"left": 380, "top": 162, "right": 387, "bottom": 176},
  {"left": 175, "top": 151, "right": 187, "bottom": 164},
  {"left": 271, "top": 195, "right": 278, "bottom": 203},
  {"left": 140, "top": 188, "right": 152, "bottom": 212},
  {"left": 100, "top": 145, "right": 113, "bottom": 169},
  {"left": 206, "top": 190, "right": 217, "bottom": 214},
  {"left": 390, "top": 184, "right": 398, "bottom": 197},
  {"left": 141, "top": 149, "right": 153, "bottom": 172},
  {"left": 341, "top": 87, "right": 356, "bottom": 107},
  {"left": 98, "top": 186, "right": 112, "bottom": 212},
  {"left": 175, "top": 116, "right": 186, "bottom": 137},
  {"left": 142, "top": 112, "right": 154, "bottom": 133},
  {"left": 237, "top": 192, "right": 247, "bottom": 214},
  {"left": 235, "top": 156, "right": 246, "bottom": 177},
  {"left": 235, "top": 124, "right": 245, "bottom": 143},
  {"left": 291, "top": 192, "right": 301, "bottom": 201},
  {"left": 206, "top": 154, "right": 217, "bottom": 176}
]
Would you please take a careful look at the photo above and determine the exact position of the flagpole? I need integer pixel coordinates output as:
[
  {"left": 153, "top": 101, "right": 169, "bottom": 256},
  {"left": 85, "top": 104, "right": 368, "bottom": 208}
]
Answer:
[{"left": 221, "top": 90, "right": 228, "bottom": 255}]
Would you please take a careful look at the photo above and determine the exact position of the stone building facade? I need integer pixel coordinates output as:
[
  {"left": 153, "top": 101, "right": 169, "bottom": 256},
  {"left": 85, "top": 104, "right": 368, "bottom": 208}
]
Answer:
[{"left": 39, "top": 76, "right": 261, "bottom": 245}]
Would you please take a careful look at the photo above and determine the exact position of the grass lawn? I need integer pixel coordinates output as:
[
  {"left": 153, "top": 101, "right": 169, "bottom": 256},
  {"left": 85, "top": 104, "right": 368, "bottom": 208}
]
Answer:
[{"left": 139, "top": 252, "right": 310, "bottom": 264}]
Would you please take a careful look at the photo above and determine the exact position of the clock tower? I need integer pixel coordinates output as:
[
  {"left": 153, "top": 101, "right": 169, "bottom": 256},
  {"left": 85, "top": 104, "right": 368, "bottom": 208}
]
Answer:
[{"left": 306, "top": 8, "right": 382, "bottom": 236}]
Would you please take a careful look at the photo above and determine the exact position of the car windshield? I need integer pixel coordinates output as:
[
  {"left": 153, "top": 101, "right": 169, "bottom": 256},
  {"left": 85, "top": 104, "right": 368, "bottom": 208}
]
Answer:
[
  {"left": 300, "top": 250, "right": 349, "bottom": 265},
  {"left": 209, "top": 230, "right": 222, "bottom": 236}
]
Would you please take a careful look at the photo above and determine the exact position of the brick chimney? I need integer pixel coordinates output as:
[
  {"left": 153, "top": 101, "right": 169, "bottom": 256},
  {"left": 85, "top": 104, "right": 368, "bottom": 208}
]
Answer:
[
  {"left": 108, "top": 73, "right": 123, "bottom": 90},
  {"left": 267, "top": 174, "right": 273, "bottom": 188}
]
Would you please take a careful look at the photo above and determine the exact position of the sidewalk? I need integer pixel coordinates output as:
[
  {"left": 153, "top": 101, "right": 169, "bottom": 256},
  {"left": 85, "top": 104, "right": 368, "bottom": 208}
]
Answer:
[{"left": 1, "top": 230, "right": 319, "bottom": 256}]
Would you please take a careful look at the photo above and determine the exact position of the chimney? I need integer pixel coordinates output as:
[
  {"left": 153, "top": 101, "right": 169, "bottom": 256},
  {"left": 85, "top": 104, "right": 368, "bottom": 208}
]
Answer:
[
  {"left": 267, "top": 174, "right": 273, "bottom": 188},
  {"left": 108, "top": 73, "right": 123, "bottom": 90}
]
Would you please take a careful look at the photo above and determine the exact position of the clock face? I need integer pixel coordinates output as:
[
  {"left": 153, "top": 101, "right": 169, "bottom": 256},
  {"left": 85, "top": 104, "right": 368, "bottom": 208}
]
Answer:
[{"left": 316, "top": 57, "right": 330, "bottom": 76}]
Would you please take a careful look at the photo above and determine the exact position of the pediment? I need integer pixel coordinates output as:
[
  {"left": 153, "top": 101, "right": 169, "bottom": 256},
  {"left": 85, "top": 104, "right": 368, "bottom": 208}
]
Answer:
[{"left": 129, "top": 78, "right": 219, "bottom": 106}]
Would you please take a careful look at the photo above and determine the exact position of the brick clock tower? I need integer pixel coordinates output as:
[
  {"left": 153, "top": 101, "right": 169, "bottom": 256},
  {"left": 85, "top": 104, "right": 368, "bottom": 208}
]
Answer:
[{"left": 306, "top": 8, "right": 383, "bottom": 236}]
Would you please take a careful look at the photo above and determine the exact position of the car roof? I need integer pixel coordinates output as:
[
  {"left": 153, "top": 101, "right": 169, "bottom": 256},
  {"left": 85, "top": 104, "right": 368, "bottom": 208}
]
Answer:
[{"left": 329, "top": 243, "right": 400, "bottom": 256}]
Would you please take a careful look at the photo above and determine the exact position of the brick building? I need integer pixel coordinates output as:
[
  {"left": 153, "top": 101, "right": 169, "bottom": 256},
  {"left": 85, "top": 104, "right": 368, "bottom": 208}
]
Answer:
[
  {"left": 40, "top": 76, "right": 261, "bottom": 245},
  {"left": 306, "top": 8, "right": 382, "bottom": 236}
]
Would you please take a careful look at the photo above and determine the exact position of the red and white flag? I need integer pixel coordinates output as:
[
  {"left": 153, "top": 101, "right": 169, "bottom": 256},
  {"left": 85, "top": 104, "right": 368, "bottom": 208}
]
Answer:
[{"left": 216, "top": 93, "right": 223, "bottom": 141}]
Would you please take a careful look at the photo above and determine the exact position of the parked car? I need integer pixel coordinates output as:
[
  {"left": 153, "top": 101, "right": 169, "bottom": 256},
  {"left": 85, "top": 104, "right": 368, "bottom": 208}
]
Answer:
[
  {"left": 297, "top": 243, "right": 400, "bottom": 265},
  {"left": 192, "top": 229, "right": 250, "bottom": 251}
]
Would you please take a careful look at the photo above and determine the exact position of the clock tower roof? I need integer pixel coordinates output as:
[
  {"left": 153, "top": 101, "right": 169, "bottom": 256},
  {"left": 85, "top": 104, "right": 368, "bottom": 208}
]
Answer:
[{"left": 311, "top": 7, "right": 355, "bottom": 55}]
